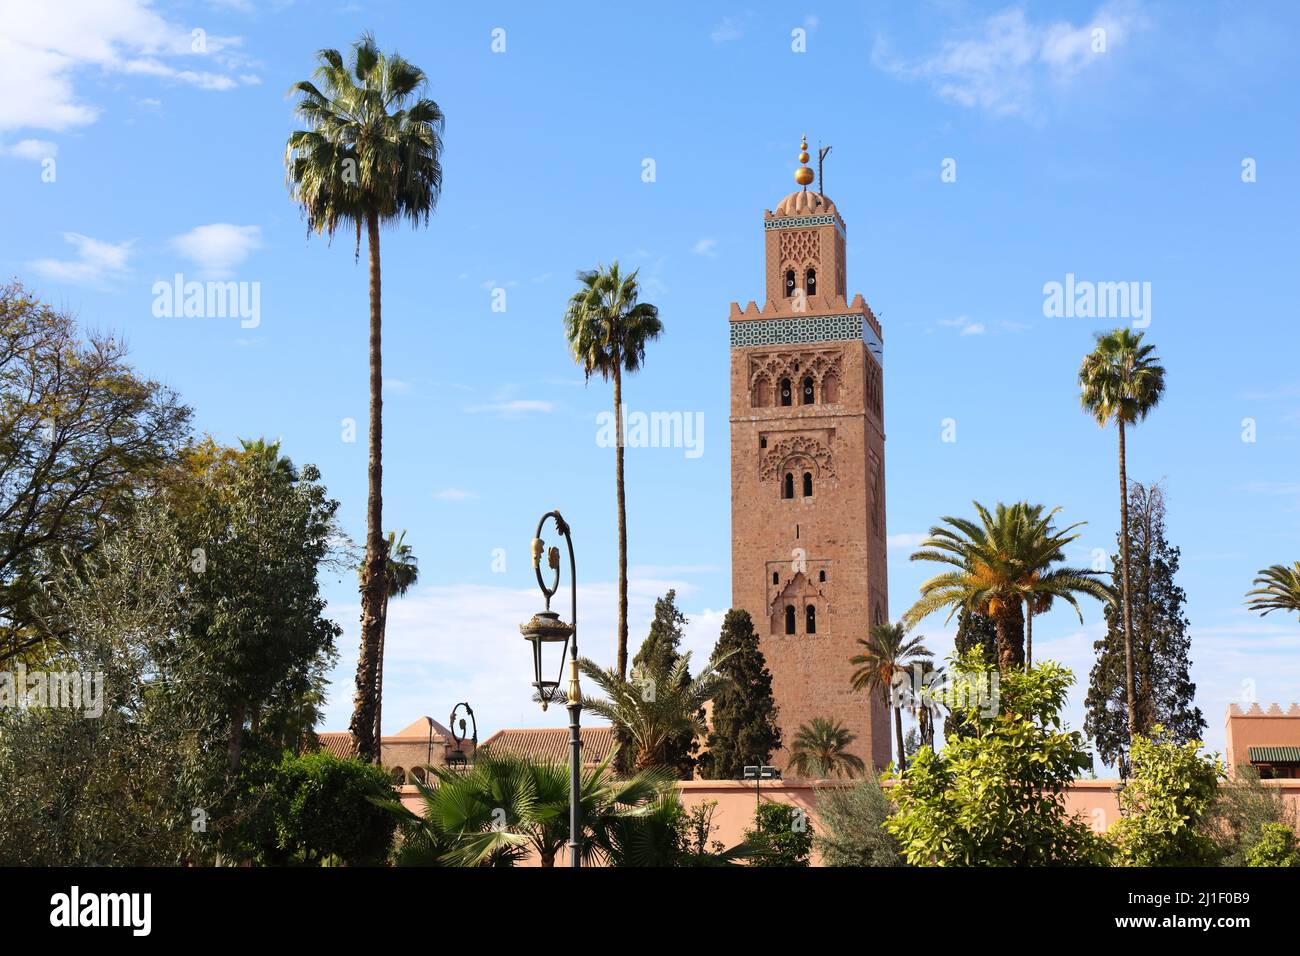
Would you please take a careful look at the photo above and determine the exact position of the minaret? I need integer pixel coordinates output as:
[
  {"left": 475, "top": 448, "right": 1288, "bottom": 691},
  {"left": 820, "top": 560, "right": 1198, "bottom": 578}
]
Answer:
[{"left": 728, "top": 137, "right": 891, "bottom": 772}]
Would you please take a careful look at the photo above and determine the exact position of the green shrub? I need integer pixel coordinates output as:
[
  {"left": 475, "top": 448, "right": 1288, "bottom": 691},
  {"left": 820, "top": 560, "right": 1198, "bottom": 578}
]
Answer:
[
  {"left": 815, "top": 775, "right": 903, "bottom": 866},
  {"left": 1203, "top": 764, "right": 1299, "bottom": 866},
  {"left": 1108, "top": 729, "right": 1222, "bottom": 867},
  {"left": 1245, "top": 823, "right": 1298, "bottom": 867},
  {"left": 744, "top": 801, "right": 813, "bottom": 867}
]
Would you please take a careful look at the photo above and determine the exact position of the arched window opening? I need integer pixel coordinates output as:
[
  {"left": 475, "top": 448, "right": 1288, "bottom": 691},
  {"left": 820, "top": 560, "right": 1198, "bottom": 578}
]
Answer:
[
  {"left": 410, "top": 767, "right": 427, "bottom": 784},
  {"left": 819, "top": 569, "right": 826, "bottom": 583},
  {"left": 783, "top": 473, "right": 794, "bottom": 500},
  {"left": 802, "top": 472, "right": 813, "bottom": 497},
  {"left": 785, "top": 270, "right": 796, "bottom": 298},
  {"left": 772, "top": 570, "right": 779, "bottom": 585},
  {"left": 821, "top": 372, "right": 839, "bottom": 404},
  {"left": 779, "top": 378, "right": 792, "bottom": 406},
  {"left": 390, "top": 767, "right": 407, "bottom": 785},
  {"left": 802, "top": 376, "right": 815, "bottom": 405},
  {"left": 785, "top": 605, "right": 796, "bottom": 635},
  {"left": 806, "top": 604, "right": 817, "bottom": 634},
  {"left": 806, "top": 268, "right": 817, "bottom": 296}
]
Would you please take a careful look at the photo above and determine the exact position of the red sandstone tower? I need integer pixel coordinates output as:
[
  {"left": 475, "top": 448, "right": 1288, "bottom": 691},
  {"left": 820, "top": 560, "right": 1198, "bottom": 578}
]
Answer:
[{"left": 729, "top": 138, "right": 892, "bottom": 771}]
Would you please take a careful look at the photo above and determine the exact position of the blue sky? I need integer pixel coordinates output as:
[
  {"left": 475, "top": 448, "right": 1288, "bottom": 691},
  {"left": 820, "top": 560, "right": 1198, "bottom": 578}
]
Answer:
[{"left": 2, "top": 0, "right": 1298, "bottom": 764}]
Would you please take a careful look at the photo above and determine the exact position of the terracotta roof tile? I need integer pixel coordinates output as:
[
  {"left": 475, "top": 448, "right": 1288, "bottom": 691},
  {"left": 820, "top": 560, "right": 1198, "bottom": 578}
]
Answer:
[
  {"left": 315, "top": 732, "right": 353, "bottom": 759},
  {"left": 479, "top": 726, "right": 616, "bottom": 767}
]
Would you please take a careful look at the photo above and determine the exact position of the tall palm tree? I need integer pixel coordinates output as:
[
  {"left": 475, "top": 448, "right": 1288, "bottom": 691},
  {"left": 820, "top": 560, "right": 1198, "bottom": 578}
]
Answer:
[
  {"left": 904, "top": 501, "right": 1110, "bottom": 673},
  {"left": 372, "top": 530, "right": 418, "bottom": 749},
  {"left": 788, "top": 717, "right": 867, "bottom": 779},
  {"left": 849, "top": 622, "right": 932, "bottom": 773},
  {"left": 1246, "top": 562, "right": 1300, "bottom": 621},
  {"left": 577, "top": 650, "right": 728, "bottom": 771},
  {"left": 286, "top": 34, "right": 444, "bottom": 762},
  {"left": 1079, "top": 329, "right": 1166, "bottom": 741},
  {"left": 563, "top": 263, "right": 663, "bottom": 679}
]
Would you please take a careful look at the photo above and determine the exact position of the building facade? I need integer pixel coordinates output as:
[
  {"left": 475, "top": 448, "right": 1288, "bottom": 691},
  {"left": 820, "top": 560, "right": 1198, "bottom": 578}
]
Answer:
[{"left": 729, "top": 139, "right": 892, "bottom": 771}]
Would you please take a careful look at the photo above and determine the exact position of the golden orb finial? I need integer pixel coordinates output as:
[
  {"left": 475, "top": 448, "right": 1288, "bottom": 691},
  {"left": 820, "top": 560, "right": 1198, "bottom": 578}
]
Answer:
[{"left": 794, "top": 134, "right": 814, "bottom": 189}]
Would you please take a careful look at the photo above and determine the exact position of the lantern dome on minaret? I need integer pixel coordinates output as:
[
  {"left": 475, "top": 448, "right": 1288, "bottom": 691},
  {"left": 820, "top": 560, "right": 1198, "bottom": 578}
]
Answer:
[{"left": 794, "top": 135, "right": 815, "bottom": 187}]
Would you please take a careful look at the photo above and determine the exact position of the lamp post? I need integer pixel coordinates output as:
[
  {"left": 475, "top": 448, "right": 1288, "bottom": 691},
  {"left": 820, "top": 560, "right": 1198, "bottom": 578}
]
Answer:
[
  {"left": 743, "top": 764, "right": 781, "bottom": 811},
  {"left": 519, "top": 510, "right": 582, "bottom": 868},
  {"left": 447, "top": 702, "right": 476, "bottom": 769}
]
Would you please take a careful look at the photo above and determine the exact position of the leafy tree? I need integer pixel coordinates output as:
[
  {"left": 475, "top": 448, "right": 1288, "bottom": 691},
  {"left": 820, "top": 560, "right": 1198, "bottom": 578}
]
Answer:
[
  {"left": 814, "top": 774, "right": 904, "bottom": 867},
  {"left": 250, "top": 751, "right": 395, "bottom": 865},
  {"left": 698, "top": 609, "right": 782, "bottom": 779},
  {"left": 788, "top": 717, "right": 866, "bottom": 778},
  {"left": 1245, "top": 824, "right": 1299, "bottom": 867},
  {"left": 628, "top": 590, "right": 698, "bottom": 777},
  {"left": 1086, "top": 482, "right": 1204, "bottom": 774},
  {"left": 1246, "top": 561, "right": 1300, "bottom": 621},
  {"left": 1202, "top": 763, "right": 1298, "bottom": 866},
  {"left": 578, "top": 649, "right": 728, "bottom": 772},
  {"left": 1108, "top": 729, "right": 1222, "bottom": 866},
  {"left": 906, "top": 502, "right": 1109, "bottom": 674},
  {"left": 849, "top": 622, "right": 931, "bottom": 772},
  {"left": 373, "top": 529, "right": 418, "bottom": 747},
  {"left": 0, "top": 282, "right": 191, "bottom": 664},
  {"left": 384, "top": 753, "right": 671, "bottom": 867},
  {"left": 744, "top": 801, "right": 813, "bottom": 867},
  {"left": 286, "top": 34, "right": 445, "bottom": 762},
  {"left": 165, "top": 439, "right": 343, "bottom": 775},
  {"left": 886, "top": 652, "right": 1109, "bottom": 866},
  {"left": 1079, "top": 328, "right": 1166, "bottom": 741},
  {"left": 563, "top": 262, "right": 663, "bottom": 680},
  {"left": 944, "top": 607, "right": 998, "bottom": 741}
]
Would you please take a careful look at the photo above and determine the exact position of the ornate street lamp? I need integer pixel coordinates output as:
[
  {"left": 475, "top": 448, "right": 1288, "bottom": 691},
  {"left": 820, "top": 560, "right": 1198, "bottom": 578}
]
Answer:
[
  {"left": 519, "top": 509, "right": 582, "bottom": 867},
  {"left": 446, "top": 702, "right": 477, "bottom": 769}
]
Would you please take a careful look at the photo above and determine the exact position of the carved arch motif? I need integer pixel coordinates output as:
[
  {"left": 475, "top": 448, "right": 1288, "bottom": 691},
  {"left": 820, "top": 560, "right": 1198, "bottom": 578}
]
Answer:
[{"left": 759, "top": 434, "right": 836, "bottom": 481}]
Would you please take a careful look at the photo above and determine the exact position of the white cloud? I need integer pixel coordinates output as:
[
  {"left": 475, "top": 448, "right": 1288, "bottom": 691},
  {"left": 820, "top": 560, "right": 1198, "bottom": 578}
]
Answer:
[
  {"left": 168, "top": 223, "right": 262, "bottom": 277},
  {"left": 433, "top": 489, "right": 477, "bottom": 501},
  {"left": 382, "top": 378, "right": 411, "bottom": 394},
  {"left": 710, "top": 17, "right": 744, "bottom": 44},
  {"left": 0, "top": 0, "right": 255, "bottom": 132},
  {"left": 3, "top": 139, "right": 58, "bottom": 160},
  {"left": 888, "top": 532, "right": 928, "bottom": 551},
  {"left": 465, "top": 399, "right": 555, "bottom": 416},
  {"left": 873, "top": 1, "right": 1146, "bottom": 119},
  {"left": 30, "top": 232, "right": 133, "bottom": 287},
  {"left": 939, "top": 315, "right": 986, "bottom": 336},
  {"left": 692, "top": 238, "right": 718, "bottom": 257}
]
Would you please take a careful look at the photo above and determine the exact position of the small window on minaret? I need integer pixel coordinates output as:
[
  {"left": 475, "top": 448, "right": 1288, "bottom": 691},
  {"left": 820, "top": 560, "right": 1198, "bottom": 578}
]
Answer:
[
  {"left": 802, "top": 377, "right": 814, "bottom": 405},
  {"left": 759, "top": 436, "right": 767, "bottom": 448},
  {"left": 785, "top": 270, "right": 796, "bottom": 297},
  {"left": 772, "top": 571, "right": 779, "bottom": 585},
  {"left": 783, "top": 473, "right": 794, "bottom": 499},
  {"left": 785, "top": 605, "right": 796, "bottom": 635},
  {"left": 819, "top": 570, "right": 826, "bottom": 583},
  {"left": 779, "top": 378, "right": 792, "bottom": 406},
  {"left": 806, "top": 605, "right": 817, "bottom": 634},
  {"left": 806, "top": 268, "right": 817, "bottom": 296},
  {"left": 802, "top": 472, "right": 813, "bottom": 497}
]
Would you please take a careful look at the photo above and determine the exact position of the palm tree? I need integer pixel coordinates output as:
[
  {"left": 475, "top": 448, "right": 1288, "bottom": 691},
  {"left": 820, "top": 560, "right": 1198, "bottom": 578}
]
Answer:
[
  {"left": 849, "top": 622, "right": 932, "bottom": 773},
  {"left": 788, "top": 717, "right": 867, "bottom": 779},
  {"left": 904, "top": 501, "right": 1110, "bottom": 673},
  {"left": 1079, "top": 329, "right": 1166, "bottom": 741},
  {"left": 372, "top": 530, "right": 418, "bottom": 749},
  {"left": 577, "top": 650, "right": 729, "bottom": 772},
  {"left": 286, "top": 34, "right": 444, "bottom": 762},
  {"left": 563, "top": 263, "right": 663, "bottom": 680},
  {"left": 381, "top": 753, "right": 671, "bottom": 866},
  {"left": 1246, "top": 562, "right": 1300, "bottom": 621}
]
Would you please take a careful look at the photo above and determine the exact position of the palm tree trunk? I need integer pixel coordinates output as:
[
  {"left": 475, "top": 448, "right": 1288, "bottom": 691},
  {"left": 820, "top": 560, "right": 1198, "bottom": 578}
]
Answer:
[
  {"left": 613, "top": 364, "right": 629, "bottom": 680},
  {"left": 893, "top": 696, "right": 906, "bottom": 774},
  {"left": 1118, "top": 419, "right": 1137, "bottom": 744},
  {"left": 350, "top": 208, "right": 388, "bottom": 764},
  {"left": 994, "top": 603, "right": 1025, "bottom": 673},
  {"left": 1025, "top": 601, "right": 1033, "bottom": 669},
  {"left": 374, "top": 590, "right": 391, "bottom": 752}
]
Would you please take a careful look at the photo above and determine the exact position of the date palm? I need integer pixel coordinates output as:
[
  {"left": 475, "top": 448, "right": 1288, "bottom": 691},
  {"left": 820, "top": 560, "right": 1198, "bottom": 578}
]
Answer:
[
  {"left": 563, "top": 263, "right": 663, "bottom": 679},
  {"left": 372, "top": 530, "right": 418, "bottom": 748},
  {"left": 286, "top": 34, "right": 444, "bottom": 761},
  {"left": 1246, "top": 562, "right": 1300, "bottom": 622},
  {"left": 849, "top": 622, "right": 931, "bottom": 773},
  {"left": 788, "top": 717, "right": 866, "bottom": 779},
  {"left": 1079, "top": 329, "right": 1166, "bottom": 741},
  {"left": 576, "top": 650, "right": 729, "bottom": 772}
]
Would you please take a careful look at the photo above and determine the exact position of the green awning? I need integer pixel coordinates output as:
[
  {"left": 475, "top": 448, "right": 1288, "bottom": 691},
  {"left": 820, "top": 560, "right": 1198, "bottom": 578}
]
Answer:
[{"left": 1248, "top": 746, "right": 1300, "bottom": 764}]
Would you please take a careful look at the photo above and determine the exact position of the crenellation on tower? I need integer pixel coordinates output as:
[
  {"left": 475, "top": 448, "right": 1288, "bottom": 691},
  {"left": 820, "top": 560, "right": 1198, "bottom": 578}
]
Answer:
[{"left": 729, "top": 139, "right": 891, "bottom": 772}]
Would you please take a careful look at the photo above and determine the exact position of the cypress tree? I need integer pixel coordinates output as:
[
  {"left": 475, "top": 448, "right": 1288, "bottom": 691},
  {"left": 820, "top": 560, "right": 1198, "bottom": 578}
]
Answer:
[
  {"left": 628, "top": 590, "right": 698, "bottom": 778},
  {"left": 1085, "top": 481, "right": 1204, "bottom": 775},
  {"left": 698, "top": 609, "right": 782, "bottom": 779},
  {"left": 943, "top": 606, "right": 999, "bottom": 742}
]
